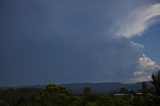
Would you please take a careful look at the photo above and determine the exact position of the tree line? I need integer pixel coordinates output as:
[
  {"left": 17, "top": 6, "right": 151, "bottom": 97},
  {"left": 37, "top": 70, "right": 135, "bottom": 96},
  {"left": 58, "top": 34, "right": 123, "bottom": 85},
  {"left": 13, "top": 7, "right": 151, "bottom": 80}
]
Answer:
[{"left": 0, "top": 71, "right": 160, "bottom": 106}]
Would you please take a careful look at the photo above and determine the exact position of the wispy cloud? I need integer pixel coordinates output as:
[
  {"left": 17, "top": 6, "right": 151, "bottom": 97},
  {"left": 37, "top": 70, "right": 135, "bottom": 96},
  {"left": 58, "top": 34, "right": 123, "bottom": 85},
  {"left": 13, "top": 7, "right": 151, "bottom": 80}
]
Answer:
[{"left": 117, "top": 3, "right": 160, "bottom": 38}]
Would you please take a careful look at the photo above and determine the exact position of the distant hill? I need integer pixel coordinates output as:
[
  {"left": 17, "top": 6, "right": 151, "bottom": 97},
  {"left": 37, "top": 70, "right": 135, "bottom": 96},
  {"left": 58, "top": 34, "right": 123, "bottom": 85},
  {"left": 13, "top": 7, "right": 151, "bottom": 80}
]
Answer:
[
  {"left": 60, "top": 82, "right": 152, "bottom": 93},
  {"left": 60, "top": 82, "right": 138, "bottom": 93},
  {"left": 0, "top": 82, "right": 152, "bottom": 94}
]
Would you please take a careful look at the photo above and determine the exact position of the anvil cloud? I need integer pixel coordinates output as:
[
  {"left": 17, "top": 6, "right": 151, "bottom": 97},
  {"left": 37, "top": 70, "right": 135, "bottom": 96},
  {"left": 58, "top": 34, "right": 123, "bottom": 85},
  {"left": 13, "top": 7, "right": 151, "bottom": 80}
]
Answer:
[{"left": 0, "top": 0, "right": 160, "bottom": 86}]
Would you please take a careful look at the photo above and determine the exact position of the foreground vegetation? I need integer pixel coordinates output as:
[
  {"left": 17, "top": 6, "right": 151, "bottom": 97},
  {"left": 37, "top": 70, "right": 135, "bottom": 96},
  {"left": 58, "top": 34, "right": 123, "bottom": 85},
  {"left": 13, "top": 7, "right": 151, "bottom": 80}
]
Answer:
[{"left": 0, "top": 71, "right": 160, "bottom": 106}]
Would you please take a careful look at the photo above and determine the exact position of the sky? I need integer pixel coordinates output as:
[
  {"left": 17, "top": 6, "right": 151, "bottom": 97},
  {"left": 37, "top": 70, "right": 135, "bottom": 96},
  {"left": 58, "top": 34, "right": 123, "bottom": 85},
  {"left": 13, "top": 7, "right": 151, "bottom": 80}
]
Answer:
[{"left": 1, "top": 0, "right": 160, "bottom": 86}]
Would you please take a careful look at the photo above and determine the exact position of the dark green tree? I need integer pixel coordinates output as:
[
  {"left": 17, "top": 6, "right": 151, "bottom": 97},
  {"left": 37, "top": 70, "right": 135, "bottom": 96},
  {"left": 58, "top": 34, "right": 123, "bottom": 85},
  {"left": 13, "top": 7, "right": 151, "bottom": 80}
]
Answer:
[
  {"left": 151, "top": 71, "right": 160, "bottom": 96},
  {"left": 0, "top": 100, "right": 10, "bottom": 106},
  {"left": 119, "top": 87, "right": 129, "bottom": 94},
  {"left": 141, "top": 82, "right": 149, "bottom": 96},
  {"left": 150, "top": 71, "right": 160, "bottom": 105},
  {"left": 83, "top": 86, "right": 92, "bottom": 96},
  {"left": 82, "top": 86, "right": 98, "bottom": 105},
  {"left": 35, "top": 84, "right": 80, "bottom": 106},
  {"left": 97, "top": 96, "right": 114, "bottom": 106}
]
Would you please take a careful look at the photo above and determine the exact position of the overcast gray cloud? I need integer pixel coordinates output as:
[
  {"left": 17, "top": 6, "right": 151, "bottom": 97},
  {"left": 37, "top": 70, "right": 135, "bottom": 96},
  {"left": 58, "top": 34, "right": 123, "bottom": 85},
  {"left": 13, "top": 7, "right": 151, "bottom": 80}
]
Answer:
[{"left": 0, "top": 0, "right": 160, "bottom": 86}]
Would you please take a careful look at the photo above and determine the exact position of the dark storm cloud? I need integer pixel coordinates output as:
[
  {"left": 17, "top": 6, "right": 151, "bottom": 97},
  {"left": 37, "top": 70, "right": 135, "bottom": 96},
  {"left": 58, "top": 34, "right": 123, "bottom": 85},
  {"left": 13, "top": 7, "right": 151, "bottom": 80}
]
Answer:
[{"left": 0, "top": 0, "right": 158, "bottom": 86}]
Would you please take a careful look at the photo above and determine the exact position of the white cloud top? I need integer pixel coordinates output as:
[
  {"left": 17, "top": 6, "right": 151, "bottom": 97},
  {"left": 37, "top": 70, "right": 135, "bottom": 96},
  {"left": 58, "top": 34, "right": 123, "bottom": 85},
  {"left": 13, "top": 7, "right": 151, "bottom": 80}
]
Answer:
[
  {"left": 130, "top": 54, "right": 160, "bottom": 82},
  {"left": 117, "top": 3, "right": 160, "bottom": 38}
]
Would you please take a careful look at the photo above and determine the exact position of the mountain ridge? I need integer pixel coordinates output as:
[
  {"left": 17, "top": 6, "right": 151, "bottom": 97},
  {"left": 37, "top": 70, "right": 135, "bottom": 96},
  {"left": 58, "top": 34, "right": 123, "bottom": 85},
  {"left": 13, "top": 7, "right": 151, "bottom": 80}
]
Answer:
[{"left": 1, "top": 82, "right": 152, "bottom": 93}]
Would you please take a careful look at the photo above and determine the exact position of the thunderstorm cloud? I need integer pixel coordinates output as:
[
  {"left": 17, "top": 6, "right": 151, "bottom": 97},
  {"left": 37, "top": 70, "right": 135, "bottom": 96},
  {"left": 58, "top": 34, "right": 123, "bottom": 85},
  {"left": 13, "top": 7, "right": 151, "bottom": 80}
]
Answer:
[{"left": 0, "top": 0, "right": 160, "bottom": 86}]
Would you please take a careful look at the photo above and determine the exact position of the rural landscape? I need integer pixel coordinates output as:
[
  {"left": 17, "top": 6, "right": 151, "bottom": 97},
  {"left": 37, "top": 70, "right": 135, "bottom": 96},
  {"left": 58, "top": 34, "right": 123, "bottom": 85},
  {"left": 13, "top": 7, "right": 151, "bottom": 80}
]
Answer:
[
  {"left": 1, "top": 0, "right": 160, "bottom": 106},
  {"left": 0, "top": 71, "right": 160, "bottom": 106}
]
